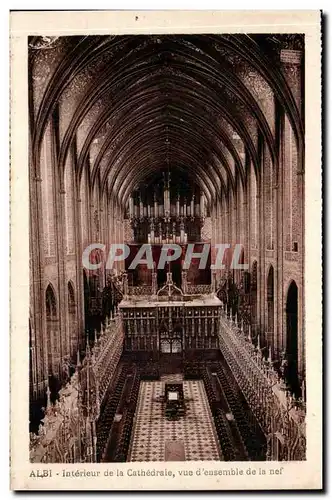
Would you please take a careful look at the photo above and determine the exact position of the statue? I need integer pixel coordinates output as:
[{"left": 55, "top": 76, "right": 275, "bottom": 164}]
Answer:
[{"left": 280, "top": 349, "right": 288, "bottom": 379}]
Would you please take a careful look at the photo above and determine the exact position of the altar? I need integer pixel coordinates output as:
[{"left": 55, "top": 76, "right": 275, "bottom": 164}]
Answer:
[{"left": 165, "top": 383, "right": 185, "bottom": 420}]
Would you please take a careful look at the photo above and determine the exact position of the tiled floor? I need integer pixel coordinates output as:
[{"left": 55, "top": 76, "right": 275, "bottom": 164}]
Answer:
[{"left": 128, "top": 377, "right": 222, "bottom": 462}]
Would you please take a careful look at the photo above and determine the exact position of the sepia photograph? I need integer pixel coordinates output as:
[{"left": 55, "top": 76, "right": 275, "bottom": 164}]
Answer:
[{"left": 10, "top": 10, "right": 322, "bottom": 490}]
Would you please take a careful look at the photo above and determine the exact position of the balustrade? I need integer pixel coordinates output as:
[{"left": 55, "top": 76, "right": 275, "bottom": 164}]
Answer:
[
  {"left": 127, "top": 285, "right": 153, "bottom": 297},
  {"left": 186, "top": 284, "right": 212, "bottom": 295},
  {"left": 127, "top": 283, "right": 212, "bottom": 297}
]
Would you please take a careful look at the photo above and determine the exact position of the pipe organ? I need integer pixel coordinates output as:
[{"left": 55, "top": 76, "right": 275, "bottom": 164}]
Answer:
[{"left": 127, "top": 172, "right": 206, "bottom": 244}]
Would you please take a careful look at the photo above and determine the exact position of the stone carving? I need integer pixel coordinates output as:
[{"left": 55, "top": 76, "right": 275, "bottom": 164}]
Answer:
[
  {"left": 217, "top": 311, "right": 306, "bottom": 461},
  {"left": 29, "top": 317, "right": 124, "bottom": 463}
]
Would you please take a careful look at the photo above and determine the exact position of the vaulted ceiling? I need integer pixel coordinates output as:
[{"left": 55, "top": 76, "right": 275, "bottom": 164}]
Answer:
[{"left": 29, "top": 34, "right": 304, "bottom": 207}]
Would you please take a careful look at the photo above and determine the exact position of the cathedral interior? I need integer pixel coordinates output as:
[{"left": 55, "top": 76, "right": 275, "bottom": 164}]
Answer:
[{"left": 28, "top": 34, "right": 306, "bottom": 463}]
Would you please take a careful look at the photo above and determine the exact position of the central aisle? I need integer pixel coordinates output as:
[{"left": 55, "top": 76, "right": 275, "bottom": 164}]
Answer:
[{"left": 128, "top": 377, "right": 222, "bottom": 462}]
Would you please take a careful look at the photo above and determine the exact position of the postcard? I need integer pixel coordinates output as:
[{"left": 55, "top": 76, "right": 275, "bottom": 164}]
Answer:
[{"left": 10, "top": 10, "right": 322, "bottom": 490}]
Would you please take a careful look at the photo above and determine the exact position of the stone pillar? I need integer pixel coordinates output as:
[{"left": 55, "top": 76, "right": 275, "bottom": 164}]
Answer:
[
  {"left": 257, "top": 136, "right": 265, "bottom": 343},
  {"left": 275, "top": 102, "right": 285, "bottom": 359},
  {"left": 50, "top": 110, "right": 69, "bottom": 378},
  {"left": 297, "top": 168, "right": 305, "bottom": 382},
  {"left": 72, "top": 142, "right": 85, "bottom": 353},
  {"left": 29, "top": 171, "right": 48, "bottom": 400}
]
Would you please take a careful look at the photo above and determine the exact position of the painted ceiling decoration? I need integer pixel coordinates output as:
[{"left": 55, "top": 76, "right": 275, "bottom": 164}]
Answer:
[{"left": 29, "top": 34, "right": 304, "bottom": 208}]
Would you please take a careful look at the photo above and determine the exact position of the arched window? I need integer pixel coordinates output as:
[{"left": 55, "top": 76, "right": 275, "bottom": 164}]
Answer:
[
  {"left": 45, "top": 284, "right": 60, "bottom": 378},
  {"left": 46, "top": 284, "right": 57, "bottom": 319},
  {"left": 286, "top": 280, "right": 299, "bottom": 396},
  {"left": 68, "top": 281, "right": 75, "bottom": 314}
]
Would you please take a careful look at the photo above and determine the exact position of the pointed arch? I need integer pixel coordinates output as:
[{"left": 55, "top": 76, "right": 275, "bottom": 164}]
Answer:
[
  {"left": 46, "top": 283, "right": 57, "bottom": 319},
  {"left": 285, "top": 280, "right": 300, "bottom": 396},
  {"left": 45, "top": 283, "right": 60, "bottom": 380},
  {"left": 68, "top": 280, "right": 75, "bottom": 309}
]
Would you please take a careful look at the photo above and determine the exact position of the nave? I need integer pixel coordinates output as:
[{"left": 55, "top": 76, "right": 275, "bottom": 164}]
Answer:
[
  {"left": 128, "top": 378, "right": 221, "bottom": 462},
  {"left": 95, "top": 354, "right": 266, "bottom": 464},
  {"left": 28, "top": 32, "right": 307, "bottom": 464}
]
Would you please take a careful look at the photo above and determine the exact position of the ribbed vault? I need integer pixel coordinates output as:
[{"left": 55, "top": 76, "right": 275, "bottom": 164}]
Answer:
[{"left": 29, "top": 34, "right": 304, "bottom": 208}]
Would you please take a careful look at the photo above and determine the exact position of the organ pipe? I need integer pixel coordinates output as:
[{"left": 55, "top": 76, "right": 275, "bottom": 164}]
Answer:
[
  {"left": 200, "top": 193, "right": 205, "bottom": 217},
  {"left": 154, "top": 193, "right": 158, "bottom": 217},
  {"left": 190, "top": 196, "right": 194, "bottom": 217},
  {"left": 129, "top": 196, "right": 134, "bottom": 218},
  {"left": 139, "top": 197, "right": 143, "bottom": 218},
  {"left": 176, "top": 195, "right": 180, "bottom": 217}
]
